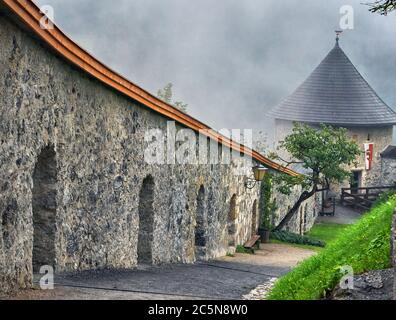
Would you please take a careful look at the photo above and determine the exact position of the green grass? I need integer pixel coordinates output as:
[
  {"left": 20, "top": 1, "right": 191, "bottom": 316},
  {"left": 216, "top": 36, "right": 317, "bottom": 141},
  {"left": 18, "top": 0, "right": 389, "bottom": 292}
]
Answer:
[
  {"left": 306, "top": 223, "right": 350, "bottom": 244},
  {"left": 268, "top": 198, "right": 396, "bottom": 300},
  {"left": 270, "top": 222, "right": 349, "bottom": 253}
]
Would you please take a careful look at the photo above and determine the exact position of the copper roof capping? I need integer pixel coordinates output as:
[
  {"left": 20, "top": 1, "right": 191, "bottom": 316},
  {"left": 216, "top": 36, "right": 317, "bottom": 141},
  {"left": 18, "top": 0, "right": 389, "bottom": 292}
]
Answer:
[
  {"left": 270, "top": 33, "right": 396, "bottom": 126},
  {"left": 1, "top": 0, "right": 298, "bottom": 176}
]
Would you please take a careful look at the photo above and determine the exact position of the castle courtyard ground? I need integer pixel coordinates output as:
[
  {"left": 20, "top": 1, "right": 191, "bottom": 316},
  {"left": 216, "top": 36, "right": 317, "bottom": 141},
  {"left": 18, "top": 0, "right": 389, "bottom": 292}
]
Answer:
[
  {"left": 4, "top": 243, "right": 315, "bottom": 300},
  {"left": 316, "top": 204, "right": 362, "bottom": 225}
]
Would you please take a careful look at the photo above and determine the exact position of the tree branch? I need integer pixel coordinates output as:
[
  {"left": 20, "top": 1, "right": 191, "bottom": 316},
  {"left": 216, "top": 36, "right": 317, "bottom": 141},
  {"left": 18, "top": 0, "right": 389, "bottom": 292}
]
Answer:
[
  {"left": 366, "top": 0, "right": 396, "bottom": 15},
  {"left": 274, "top": 155, "right": 304, "bottom": 167}
]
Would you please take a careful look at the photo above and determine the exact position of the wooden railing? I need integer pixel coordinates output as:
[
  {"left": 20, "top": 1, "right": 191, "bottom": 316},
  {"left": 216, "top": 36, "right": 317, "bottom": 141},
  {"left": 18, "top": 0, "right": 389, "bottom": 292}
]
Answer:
[{"left": 341, "top": 185, "right": 396, "bottom": 210}]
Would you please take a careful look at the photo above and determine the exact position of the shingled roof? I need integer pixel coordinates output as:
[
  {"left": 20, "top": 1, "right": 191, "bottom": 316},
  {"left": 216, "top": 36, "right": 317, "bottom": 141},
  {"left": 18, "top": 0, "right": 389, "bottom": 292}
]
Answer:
[{"left": 270, "top": 38, "right": 396, "bottom": 126}]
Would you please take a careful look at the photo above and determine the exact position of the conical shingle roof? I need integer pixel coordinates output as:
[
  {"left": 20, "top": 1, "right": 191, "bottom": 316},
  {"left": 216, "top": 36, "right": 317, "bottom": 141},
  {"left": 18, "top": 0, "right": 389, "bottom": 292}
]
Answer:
[{"left": 270, "top": 39, "right": 396, "bottom": 126}]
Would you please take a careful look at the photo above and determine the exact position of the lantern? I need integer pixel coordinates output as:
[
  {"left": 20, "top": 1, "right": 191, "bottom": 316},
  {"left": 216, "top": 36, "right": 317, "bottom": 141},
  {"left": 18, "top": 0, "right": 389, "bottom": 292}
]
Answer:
[{"left": 245, "top": 165, "right": 268, "bottom": 189}]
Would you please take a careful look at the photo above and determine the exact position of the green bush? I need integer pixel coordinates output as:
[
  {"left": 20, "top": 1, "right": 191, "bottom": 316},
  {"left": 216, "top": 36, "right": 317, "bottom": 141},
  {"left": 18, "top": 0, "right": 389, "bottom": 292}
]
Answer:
[
  {"left": 268, "top": 198, "right": 396, "bottom": 300},
  {"left": 235, "top": 245, "right": 254, "bottom": 254},
  {"left": 271, "top": 230, "right": 326, "bottom": 248}
]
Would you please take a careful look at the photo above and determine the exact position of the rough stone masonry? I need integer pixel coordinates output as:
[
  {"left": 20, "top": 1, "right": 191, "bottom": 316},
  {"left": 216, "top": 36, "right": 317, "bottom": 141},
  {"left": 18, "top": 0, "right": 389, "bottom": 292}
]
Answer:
[{"left": 0, "top": 7, "right": 316, "bottom": 294}]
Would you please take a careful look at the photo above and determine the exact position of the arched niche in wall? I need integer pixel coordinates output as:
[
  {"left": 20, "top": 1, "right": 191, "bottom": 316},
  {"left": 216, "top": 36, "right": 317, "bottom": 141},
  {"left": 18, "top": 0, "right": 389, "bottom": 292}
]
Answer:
[
  {"left": 32, "top": 145, "right": 57, "bottom": 273},
  {"left": 195, "top": 185, "right": 207, "bottom": 259},
  {"left": 137, "top": 175, "right": 155, "bottom": 264},
  {"left": 227, "top": 194, "right": 237, "bottom": 246}
]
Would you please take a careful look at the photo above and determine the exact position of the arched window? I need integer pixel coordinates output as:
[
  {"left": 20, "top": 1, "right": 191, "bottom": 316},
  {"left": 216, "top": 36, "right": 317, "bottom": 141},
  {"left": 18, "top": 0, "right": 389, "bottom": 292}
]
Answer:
[
  {"left": 137, "top": 175, "right": 155, "bottom": 264},
  {"left": 32, "top": 145, "right": 57, "bottom": 272}
]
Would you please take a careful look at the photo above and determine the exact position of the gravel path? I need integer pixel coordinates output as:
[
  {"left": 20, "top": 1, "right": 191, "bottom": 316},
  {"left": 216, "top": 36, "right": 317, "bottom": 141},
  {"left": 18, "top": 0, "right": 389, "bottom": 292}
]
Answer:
[
  {"left": 5, "top": 243, "right": 316, "bottom": 300},
  {"left": 242, "top": 277, "right": 278, "bottom": 300}
]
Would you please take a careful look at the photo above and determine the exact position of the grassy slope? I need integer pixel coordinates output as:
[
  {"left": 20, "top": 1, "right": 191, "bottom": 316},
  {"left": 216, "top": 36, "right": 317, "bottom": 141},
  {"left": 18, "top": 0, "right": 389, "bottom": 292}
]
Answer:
[
  {"left": 307, "top": 223, "right": 349, "bottom": 244},
  {"left": 268, "top": 199, "right": 396, "bottom": 300},
  {"left": 271, "top": 223, "right": 348, "bottom": 252}
]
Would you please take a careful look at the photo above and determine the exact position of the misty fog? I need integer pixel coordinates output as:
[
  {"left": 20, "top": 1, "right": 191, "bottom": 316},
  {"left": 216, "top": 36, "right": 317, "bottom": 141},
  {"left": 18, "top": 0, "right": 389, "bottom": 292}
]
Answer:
[{"left": 34, "top": 0, "right": 396, "bottom": 146}]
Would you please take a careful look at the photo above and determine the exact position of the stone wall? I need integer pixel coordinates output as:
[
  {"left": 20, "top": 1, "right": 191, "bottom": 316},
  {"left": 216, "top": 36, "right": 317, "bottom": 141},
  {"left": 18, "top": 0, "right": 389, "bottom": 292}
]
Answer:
[
  {"left": 380, "top": 156, "right": 396, "bottom": 187},
  {"left": 270, "top": 186, "right": 318, "bottom": 235},
  {"left": 0, "top": 15, "right": 314, "bottom": 294}
]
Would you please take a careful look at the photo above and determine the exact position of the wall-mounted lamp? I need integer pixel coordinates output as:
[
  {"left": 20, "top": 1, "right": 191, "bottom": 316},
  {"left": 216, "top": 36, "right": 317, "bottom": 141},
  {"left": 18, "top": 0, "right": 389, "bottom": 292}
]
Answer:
[{"left": 244, "top": 165, "right": 268, "bottom": 189}]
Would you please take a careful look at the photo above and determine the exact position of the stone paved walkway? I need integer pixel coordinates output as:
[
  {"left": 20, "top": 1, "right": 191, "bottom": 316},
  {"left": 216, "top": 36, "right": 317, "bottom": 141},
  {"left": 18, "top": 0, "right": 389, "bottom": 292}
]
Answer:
[
  {"left": 316, "top": 204, "right": 363, "bottom": 225},
  {"left": 5, "top": 243, "right": 316, "bottom": 300}
]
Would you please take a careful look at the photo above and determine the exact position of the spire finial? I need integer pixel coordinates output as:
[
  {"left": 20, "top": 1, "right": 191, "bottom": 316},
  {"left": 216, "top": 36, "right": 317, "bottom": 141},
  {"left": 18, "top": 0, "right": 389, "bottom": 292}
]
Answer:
[{"left": 335, "top": 30, "right": 343, "bottom": 46}]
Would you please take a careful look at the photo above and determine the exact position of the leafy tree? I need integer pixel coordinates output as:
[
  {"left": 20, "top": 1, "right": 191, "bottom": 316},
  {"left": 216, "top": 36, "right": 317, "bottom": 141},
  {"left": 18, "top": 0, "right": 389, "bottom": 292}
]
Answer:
[
  {"left": 173, "top": 101, "right": 188, "bottom": 113},
  {"left": 157, "top": 83, "right": 173, "bottom": 104},
  {"left": 366, "top": 0, "right": 396, "bottom": 15},
  {"left": 270, "top": 123, "right": 361, "bottom": 231},
  {"left": 157, "top": 83, "right": 188, "bottom": 113}
]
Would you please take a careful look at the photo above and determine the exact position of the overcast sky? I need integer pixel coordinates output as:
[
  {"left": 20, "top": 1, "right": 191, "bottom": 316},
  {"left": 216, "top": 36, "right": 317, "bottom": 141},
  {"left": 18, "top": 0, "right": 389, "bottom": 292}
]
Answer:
[{"left": 34, "top": 0, "right": 396, "bottom": 142}]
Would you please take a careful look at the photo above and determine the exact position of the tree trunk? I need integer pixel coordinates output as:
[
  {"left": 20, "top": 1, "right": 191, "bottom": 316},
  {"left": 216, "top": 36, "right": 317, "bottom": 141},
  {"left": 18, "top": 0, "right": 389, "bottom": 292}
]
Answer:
[{"left": 274, "top": 188, "right": 316, "bottom": 231}]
